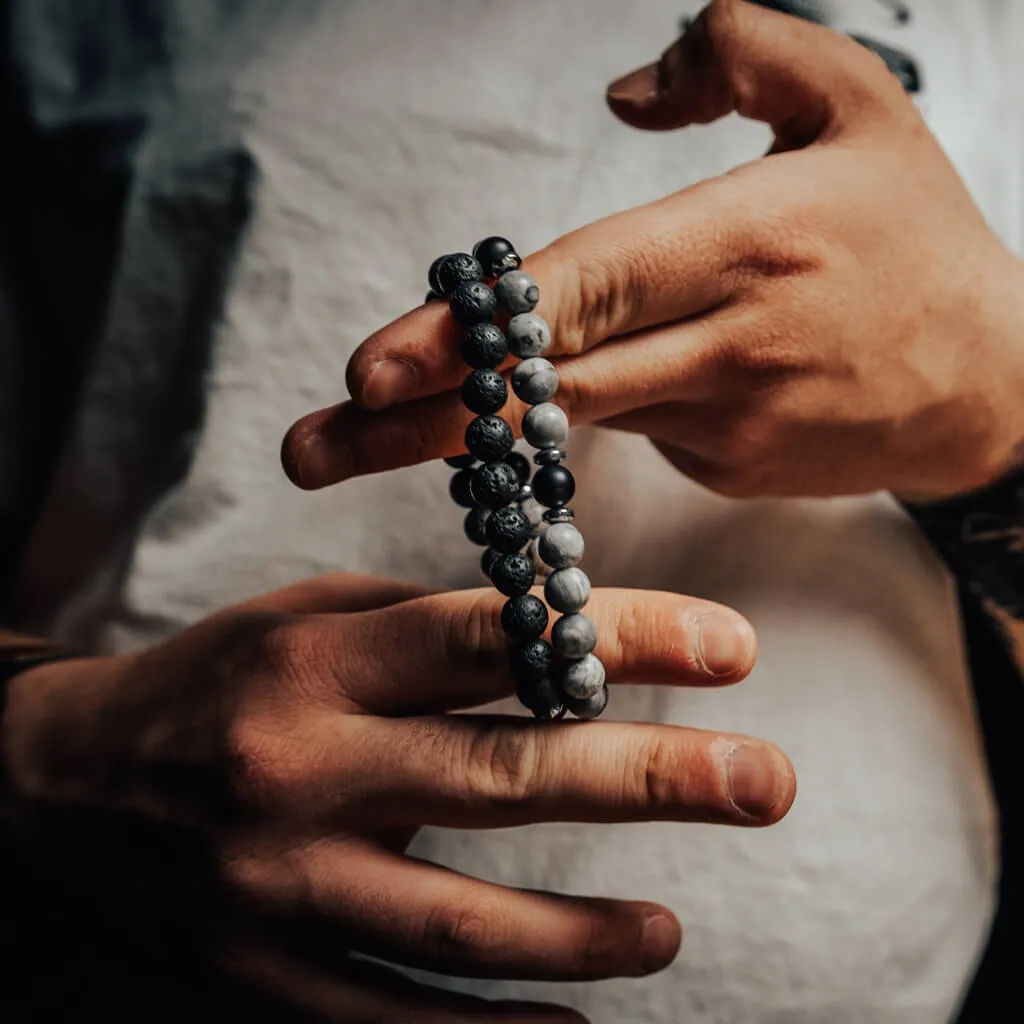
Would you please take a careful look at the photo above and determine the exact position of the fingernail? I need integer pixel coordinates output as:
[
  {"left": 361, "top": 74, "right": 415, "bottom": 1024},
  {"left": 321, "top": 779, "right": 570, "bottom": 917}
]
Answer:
[
  {"left": 295, "top": 432, "right": 354, "bottom": 488},
  {"left": 362, "top": 358, "right": 417, "bottom": 410},
  {"left": 694, "top": 612, "right": 755, "bottom": 677},
  {"left": 607, "top": 63, "right": 661, "bottom": 106},
  {"left": 726, "top": 744, "right": 781, "bottom": 820},
  {"left": 639, "top": 913, "right": 681, "bottom": 974}
]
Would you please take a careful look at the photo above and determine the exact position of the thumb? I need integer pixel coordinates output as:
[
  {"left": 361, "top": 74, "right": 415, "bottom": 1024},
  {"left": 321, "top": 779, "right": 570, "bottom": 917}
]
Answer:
[{"left": 606, "top": 0, "right": 903, "bottom": 148}]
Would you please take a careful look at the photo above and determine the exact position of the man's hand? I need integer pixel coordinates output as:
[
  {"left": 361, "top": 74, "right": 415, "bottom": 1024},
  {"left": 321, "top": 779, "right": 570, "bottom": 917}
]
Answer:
[
  {"left": 283, "top": 0, "right": 1024, "bottom": 503},
  {"left": 2, "top": 572, "right": 792, "bottom": 1022}
]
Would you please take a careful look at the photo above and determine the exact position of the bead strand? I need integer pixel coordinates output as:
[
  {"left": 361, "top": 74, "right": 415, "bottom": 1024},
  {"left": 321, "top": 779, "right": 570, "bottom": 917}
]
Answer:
[{"left": 433, "top": 238, "right": 605, "bottom": 720}]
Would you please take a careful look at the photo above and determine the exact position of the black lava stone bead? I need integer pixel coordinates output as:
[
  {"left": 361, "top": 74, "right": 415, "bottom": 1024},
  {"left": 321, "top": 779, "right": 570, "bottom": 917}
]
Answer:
[
  {"left": 532, "top": 465, "right": 575, "bottom": 507},
  {"left": 501, "top": 594, "right": 549, "bottom": 641},
  {"left": 515, "top": 677, "right": 566, "bottom": 720},
  {"left": 461, "top": 369, "right": 508, "bottom": 416},
  {"left": 425, "top": 290, "right": 442, "bottom": 304},
  {"left": 472, "top": 236, "right": 522, "bottom": 279},
  {"left": 449, "top": 467, "right": 477, "bottom": 508},
  {"left": 510, "top": 638, "right": 554, "bottom": 682},
  {"left": 485, "top": 505, "right": 532, "bottom": 553},
  {"left": 465, "top": 415, "right": 514, "bottom": 462},
  {"left": 491, "top": 552, "right": 535, "bottom": 597},
  {"left": 461, "top": 323, "right": 508, "bottom": 370},
  {"left": 435, "top": 252, "right": 484, "bottom": 295},
  {"left": 504, "top": 451, "right": 531, "bottom": 486},
  {"left": 444, "top": 453, "right": 477, "bottom": 469},
  {"left": 428, "top": 254, "right": 451, "bottom": 295},
  {"left": 450, "top": 281, "right": 497, "bottom": 326},
  {"left": 481, "top": 547, "right": 501, "bottom": 578},
  {"left": 464, "top": 507, "right": 492, "bottom": 546},
  {"left": 470, "top": 461, "right": 520, "bottom": 510}
]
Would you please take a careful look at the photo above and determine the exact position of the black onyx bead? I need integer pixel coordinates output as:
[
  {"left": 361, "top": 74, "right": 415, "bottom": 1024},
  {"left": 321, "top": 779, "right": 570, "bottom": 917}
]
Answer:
[
  {"left": 461, "top": 323, "right": 508, "bottom": 370},
  {"left": 464, "top": 507, "right": 492, "bottom": 546},
  {"left": 428, "top": 254, "right": 451, "bottom": 295},
  {"left": 449, "top": 467, "right": 477, "bottom": 508},
  {"left": 491, "top": 552, "right": 535, "bottom": 597},
  {"left": 510, "top": 638, "right": 554, "bottom": 682},
  {"left": 504, "top": 451, "right": 531, "bottom": 486},
  {"left": 461, "top": 369, "right": 508, "bottom": 416},
  {"left": 444, "top": 453, "right": 477, "bottom": 469},
  {"left": 481, "top": 547, "right": 501, "bottom": 578},
  {"left": 470, "top": 461, "right": 520, "bottom": 510},
  {"left": 516, "top": 677, "right": 566, "bottom": 720},
  {"left": 485, "top": 505, "right": 532, "bottom": 553},
  {"left": 465, "top": 415, "right": 514, "bottom": 463},
  {"left": 501, "top": 595, "right": 549, "bottom": 641},
  {"left": 472, "top": 236, "right": 522, "bottom": 278},
  {"left": 435, "top": 253, "right": 484, "bottom": 295},
  {"left": 532, "top": 465, "right": 575, "bottom": 508},
  {"left": 450, "top": 281, "right": 497, "bottom": 326}
]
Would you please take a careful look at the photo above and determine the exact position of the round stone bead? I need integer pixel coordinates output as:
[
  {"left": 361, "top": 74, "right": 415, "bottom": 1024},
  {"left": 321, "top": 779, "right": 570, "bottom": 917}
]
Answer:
[
  {"left": 436, "top": 252, "right": 484, "bottom": 295},
  {"left": 461, "top": 323, "right": 508, "bottom": 370},
  {"left": 491, "top": 552, "right": 535, "bottom": 597},
  {"left": 464, "top": 507, "right": 492, "bottom": 546},
  {"left": 510, "top": 638, "right": 554, "bottom": 682},
  {"left": 561, "top": 653, "right": 606, "bottom": 700},
  {"left": 465, "top": 415, "right": 514, "bottom": 462},
  {"left": 532, "top": 465, "right": 575, "bottom": 508},
  {"left": 494, "top": 270, "right": 540, "bottom": 316},
  {"left": 425, "top": 290, "right": 442, "bottom": 304},
  {"left": 481, "top": 547, "right": 501, "bottom": 578},
  {"left": 428, "top": 254, "right": 451, "bottom": 295},
  {"left": 544, "top": 567, "right": 591, "bottom": 614},
  {"left": 450, "top": 280, "right": 497, "bottom": 326},
  {"left": 449, "top": 467, "right": 477, "bottom": 508},
  {"left": 527, "top": 537, "right": 553, "bottom": 578},
  {"left": 507, "top": 313, "right": 552, "bottom": 359},
  {"left": 516, "top": 676, "right": 565, "bottom": 720},
  {"left": 552, "top": 613, "right": 598, "bottom": 659},
  {"left": 472, "top": 236, "right": 521, "bottom": 279},
  {"left": 504, "top": 451, "right": 531, "bottom": 486},
  {"left": 566, "top": 685, "right": 609, "bottom": 721},
  {"left": 512, "top": 358, "right": 559, "bottom": 406},
  {"left": 470, "top": 461, "right": 520, "bottom": 509},
  {"left": 522, "top": 403, "right": 568, "bottom": 449},
  {"left": 537, "top": 522, "right": 584, "bottom": 569},
  {"left": 485, "top": 505, "right": 532, "bottom": 553},
  {"left": 501, "top": 594, "right": 549, "bottom": 641},
  {"left": 461, "top": 369, "right": 508, "bottom": 415},
  {"left": 444, "top": 453, "right": 477, "bottom": 469}
]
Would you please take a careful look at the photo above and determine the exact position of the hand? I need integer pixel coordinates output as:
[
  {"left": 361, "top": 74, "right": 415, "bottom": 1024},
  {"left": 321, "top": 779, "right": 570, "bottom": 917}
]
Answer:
[
  {"left": 283, "top": 0, "right": 1024, "bottom": 503},
  {"left": 2, "top": 572, "right": 793, "bottom": 1022}
]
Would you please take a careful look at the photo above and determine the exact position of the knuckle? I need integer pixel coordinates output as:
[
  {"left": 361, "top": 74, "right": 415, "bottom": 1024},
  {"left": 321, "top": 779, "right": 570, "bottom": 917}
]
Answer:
[
  {"left": 636, "top": 734, "right": 721, "bottom": 812},
  {"left": 421, "top": 899, "right": 502, "bottom": 964},
  {"left": 462, "top": 725, "right": 543, "bottom": 807},
  {"left": 225, "top": 719, "right": 308, "bottom": 810},
  {"left": 712, "top": 412, "right": 773, "bottom": 469}
]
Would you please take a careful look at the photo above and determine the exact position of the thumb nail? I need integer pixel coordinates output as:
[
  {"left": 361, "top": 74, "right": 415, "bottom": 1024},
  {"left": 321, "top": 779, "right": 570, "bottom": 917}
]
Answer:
[{"left": 607, "top": 63, "right": 661, "bottom": 106}]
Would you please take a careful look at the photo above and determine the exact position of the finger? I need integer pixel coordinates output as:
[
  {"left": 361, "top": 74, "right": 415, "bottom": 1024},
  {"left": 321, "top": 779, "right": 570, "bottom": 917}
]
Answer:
[
  {"left": 606, "top": 0, "right": 907, "bottom": 144},
  {"left": 345, "top": 715, "right": 795, "bottom": 829},
  {"left": 224, "top": 937, "right": 587, "bottom": 1022},
  {"left": 243, "top": 838, "right": 680, "bottom": 983},
  {"left": 335, "top": 585, "right": 758, "bottom": 714},
  {"left": 238, "top": 572, "right": 433, "bottom": 615}
]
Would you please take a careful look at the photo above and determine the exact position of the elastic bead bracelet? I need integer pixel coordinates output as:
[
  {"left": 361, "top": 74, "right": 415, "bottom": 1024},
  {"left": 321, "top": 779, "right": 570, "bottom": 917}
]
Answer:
[{"left": 430, "top": 238, "right": 608, "bottom": 721}]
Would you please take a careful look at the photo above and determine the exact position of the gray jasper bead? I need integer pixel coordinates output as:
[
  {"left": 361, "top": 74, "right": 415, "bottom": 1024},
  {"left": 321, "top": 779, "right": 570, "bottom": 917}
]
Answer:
[
  {"left": 537, "top": 522, "right": 584, "bottom": 569},
  {"left": 512, "top": 358, "right": 559, "bottom": 406},
  {"left": 507, "top": 312, "right": 552, "bottom": 359},
  {"left": 561, "top": 653, "right": 606, "bottom": 700},
  {"left": 527, "top": 537, "right": 553, "bottom": 578},
  {"left": 552, "top": 613, "right": 597, "bottom": 659},
  {"left": 494, "top": 270, "right": 540, "bottom": 315},
  {"left": 566, "top": 685, "right": 609, "bottom": 721},
  {"left": 522, "top": 403, "right": 568, "bottom": 449},
  {"left": 545, "top": 567, "right": 591, "bottom": 613}
]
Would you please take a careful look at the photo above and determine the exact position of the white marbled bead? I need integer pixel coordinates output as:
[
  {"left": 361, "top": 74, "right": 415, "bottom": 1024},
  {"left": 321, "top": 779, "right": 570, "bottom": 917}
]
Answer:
[
  {"left": 494, "top": 270, "right": 540, "bottom": 315},
  {"left": 566, "top": 685, "right": 609, "bottom": 720},
  {"left": 537, "top": 522, "right": 584, "bottom": 569},
  {"left": 545, "top": 567, "right": 590, "bottom": 613},
  {"left": 561, "top": 653, "right": 606, "bottom": 699},
  {"left": 552, "top": 613, "right": 597, "bottom": 659},
  {"left": 507, "top": 313, "right": 552, "bottom": 358},
  {"left": 512, "top": 357, "right": 559, "bottom": 405},
  {"left": 522, "top": 402, "right": 568, "bottom": 448}
]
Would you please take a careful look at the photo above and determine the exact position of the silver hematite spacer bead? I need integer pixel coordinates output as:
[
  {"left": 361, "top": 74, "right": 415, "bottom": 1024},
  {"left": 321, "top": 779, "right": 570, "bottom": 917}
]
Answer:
[
  {"left": 516, "top": 483, "right": 533, "bottom": 503},
  {"left": 534, "top": 447, "right": 567, "bottom": 467},
  {"left": 543, "top": 506, "right": 575, "bottom": 525}
]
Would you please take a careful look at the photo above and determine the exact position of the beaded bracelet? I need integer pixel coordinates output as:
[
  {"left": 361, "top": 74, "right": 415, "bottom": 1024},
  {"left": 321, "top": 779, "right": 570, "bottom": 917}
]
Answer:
[{"left": 428, "top": 237, "right": 607, "bottom": 721}]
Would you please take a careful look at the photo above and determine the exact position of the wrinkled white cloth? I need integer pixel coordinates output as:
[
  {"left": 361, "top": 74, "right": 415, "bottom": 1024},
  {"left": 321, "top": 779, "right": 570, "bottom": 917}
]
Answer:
[{"left": 15, "top": 1, "right": 1022, "bottom": 1020}]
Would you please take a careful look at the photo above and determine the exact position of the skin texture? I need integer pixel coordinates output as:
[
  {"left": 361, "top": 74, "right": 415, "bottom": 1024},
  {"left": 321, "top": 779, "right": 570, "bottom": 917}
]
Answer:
[
  {"left": 2, "top": 572, "right": 792, "bottom": 1022},
  {"left": 283, "top": 0, "right": 1024, "bottom": 504}
]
